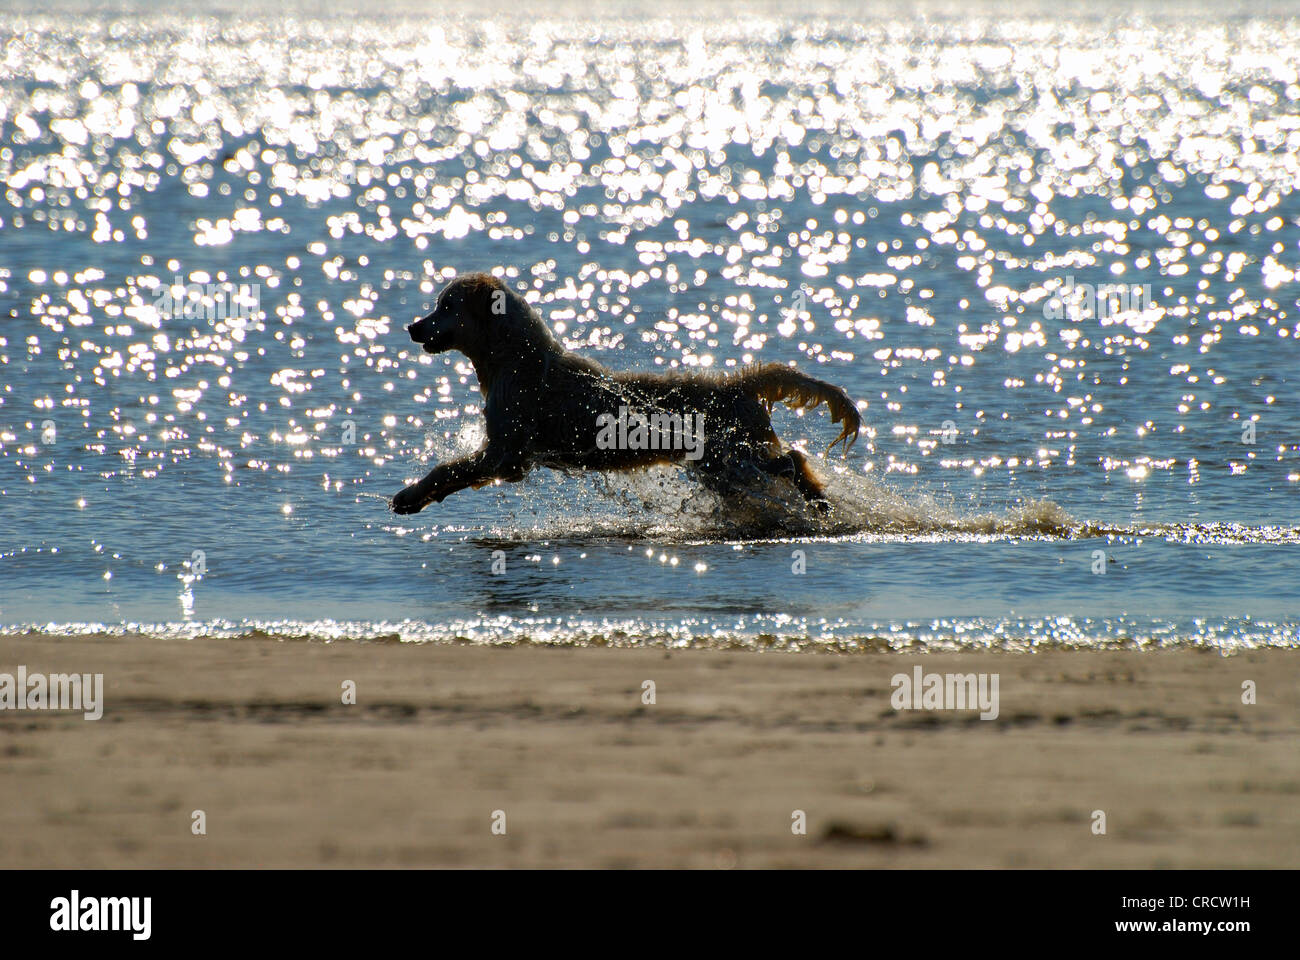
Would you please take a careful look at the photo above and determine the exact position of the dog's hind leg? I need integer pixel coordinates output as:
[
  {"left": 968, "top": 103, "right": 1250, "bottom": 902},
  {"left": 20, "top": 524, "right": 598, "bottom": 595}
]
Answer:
[{"left": 759, "top": 449, "right": 829, "bottom": 511}]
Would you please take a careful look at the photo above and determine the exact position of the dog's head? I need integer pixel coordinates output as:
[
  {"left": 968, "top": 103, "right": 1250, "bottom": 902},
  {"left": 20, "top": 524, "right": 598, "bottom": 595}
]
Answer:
[{"left": 408, "top": 273, "right": 530, "bottom": 359}]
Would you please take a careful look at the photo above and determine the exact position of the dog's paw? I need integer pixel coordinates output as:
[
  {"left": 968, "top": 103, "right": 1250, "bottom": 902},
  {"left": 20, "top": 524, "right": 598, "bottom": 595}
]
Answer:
[{"left": 390, "top": 485, "right": 428, "bottom": 515}]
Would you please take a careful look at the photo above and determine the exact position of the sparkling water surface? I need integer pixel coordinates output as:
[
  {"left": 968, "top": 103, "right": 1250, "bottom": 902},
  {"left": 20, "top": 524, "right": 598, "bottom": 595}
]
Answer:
[{"left": 1, "top": 2, "right": 1298, "bottom": 649}]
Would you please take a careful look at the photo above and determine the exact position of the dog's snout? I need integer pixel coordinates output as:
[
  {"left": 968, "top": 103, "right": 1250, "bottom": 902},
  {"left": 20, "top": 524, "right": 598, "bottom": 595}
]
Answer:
[{"left": 407, "top": 311, "right": 450, "bottom": 353}]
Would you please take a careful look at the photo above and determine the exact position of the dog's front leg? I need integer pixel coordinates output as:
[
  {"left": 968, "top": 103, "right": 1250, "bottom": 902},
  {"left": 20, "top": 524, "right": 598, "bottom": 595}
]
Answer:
[
  {"left": 391, "top": 453, "right": 490, "bottom": 514},
  {"left": 391, "top": 448, "right": 525, "bottom": 515}
]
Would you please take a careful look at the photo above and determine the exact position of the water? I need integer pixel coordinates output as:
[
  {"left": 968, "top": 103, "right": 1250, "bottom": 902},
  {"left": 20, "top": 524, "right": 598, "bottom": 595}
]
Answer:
[{"left": 2, "top": 1, "right": 1298, "bottom": 651}]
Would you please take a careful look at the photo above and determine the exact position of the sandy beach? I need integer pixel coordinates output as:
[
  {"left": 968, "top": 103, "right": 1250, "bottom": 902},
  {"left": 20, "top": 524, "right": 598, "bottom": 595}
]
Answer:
[{"left": 0, "top": 632, "right": 1295, "bottom": 869}]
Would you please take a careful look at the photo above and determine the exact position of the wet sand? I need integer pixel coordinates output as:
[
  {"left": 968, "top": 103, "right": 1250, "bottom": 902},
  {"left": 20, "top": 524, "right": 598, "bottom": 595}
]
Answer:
[{"left": 0, "top": 632, "right": 1296, "bottom": 868}]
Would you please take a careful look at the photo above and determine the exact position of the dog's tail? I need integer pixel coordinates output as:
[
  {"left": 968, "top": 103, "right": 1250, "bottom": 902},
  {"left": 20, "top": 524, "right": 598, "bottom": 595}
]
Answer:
[{"left": 737, "top": 363, "right": 863, "bottom": 455}]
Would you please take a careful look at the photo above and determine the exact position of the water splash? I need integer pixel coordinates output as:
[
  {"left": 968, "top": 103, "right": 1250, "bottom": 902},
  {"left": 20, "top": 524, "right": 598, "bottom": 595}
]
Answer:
[{"left": 387, "top": 454, "right": 1300, "bottom": 544}]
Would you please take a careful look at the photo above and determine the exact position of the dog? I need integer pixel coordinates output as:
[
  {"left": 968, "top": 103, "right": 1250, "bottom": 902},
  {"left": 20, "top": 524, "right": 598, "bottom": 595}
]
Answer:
[{"left": 391, "top": 273, "right": 862, "bottom": 515}]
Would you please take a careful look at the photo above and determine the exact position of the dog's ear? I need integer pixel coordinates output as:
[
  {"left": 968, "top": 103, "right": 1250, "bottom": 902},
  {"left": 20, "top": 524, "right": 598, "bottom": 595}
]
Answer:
[{"left": 457, "top": 274, "right": 555, "bottom": 356}]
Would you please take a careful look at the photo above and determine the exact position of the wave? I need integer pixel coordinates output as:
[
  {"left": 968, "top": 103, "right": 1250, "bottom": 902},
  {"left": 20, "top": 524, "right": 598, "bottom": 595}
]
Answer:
[{"left": 5, "top": 613, "right": 1297, "bottom": 652}]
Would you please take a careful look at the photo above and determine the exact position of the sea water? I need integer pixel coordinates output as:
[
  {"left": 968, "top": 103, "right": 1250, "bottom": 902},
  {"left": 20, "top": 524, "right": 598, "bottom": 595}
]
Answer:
[{"left": 1, "top": 1, "right": 1298, "bottom": 651}]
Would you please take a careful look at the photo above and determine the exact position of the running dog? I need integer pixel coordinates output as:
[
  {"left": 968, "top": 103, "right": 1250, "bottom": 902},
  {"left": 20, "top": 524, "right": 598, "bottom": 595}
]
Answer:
[{"left": 391, "top": 273, "right": 862, "bottom": 515}]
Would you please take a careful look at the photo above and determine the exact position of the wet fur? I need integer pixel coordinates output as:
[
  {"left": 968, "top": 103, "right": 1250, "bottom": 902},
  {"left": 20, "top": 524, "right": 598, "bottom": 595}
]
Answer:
[{"left": 391, "top": 273, "right": 862, "bottom": 515}]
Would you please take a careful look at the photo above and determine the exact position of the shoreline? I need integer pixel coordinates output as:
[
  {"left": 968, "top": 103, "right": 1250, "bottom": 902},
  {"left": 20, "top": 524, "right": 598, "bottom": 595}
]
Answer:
[{"left": 0, "top": 633, "right": 1296, "bottom": 868}]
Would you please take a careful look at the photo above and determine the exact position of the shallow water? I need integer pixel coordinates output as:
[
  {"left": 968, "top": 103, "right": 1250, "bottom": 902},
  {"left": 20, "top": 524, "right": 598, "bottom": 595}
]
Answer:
[{"left": 1, "top": 2, "right": 1298, "bottom": 650}]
